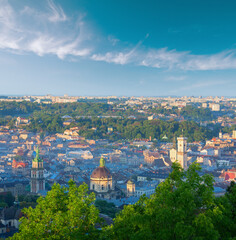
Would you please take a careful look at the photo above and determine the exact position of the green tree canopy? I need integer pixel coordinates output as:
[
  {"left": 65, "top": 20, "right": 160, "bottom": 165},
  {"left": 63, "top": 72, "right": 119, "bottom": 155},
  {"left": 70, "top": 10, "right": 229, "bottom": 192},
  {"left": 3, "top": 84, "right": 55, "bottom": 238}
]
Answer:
[
  {"left": 9, "top": 164, "right": 236, "bottom": 240},
  {"left": 102, "top": 163, "right": 236, "bottom": 240},
  {"left": 10, "top": 181, "right": 100, "bottom": 240}
]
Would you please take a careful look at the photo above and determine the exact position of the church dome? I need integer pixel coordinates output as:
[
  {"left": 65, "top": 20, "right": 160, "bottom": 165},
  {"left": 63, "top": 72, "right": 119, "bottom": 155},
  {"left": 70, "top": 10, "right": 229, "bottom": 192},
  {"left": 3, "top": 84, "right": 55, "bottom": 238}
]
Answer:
[
  {"left": 127, "top": 179, "right": 134, "bottom": 184},
  {"left": 90, "top": 157, "right": 112, "bottom": 179},
  {"left": 91, "top": 166, "right": 112, "bottom": 179}
]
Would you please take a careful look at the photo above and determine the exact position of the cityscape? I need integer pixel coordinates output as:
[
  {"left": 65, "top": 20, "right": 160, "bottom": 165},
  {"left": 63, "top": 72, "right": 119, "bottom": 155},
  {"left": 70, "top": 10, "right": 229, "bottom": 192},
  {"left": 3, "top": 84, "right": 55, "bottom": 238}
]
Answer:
[{"left": 0, "top": 0, "right": 236, "bottom": 239}]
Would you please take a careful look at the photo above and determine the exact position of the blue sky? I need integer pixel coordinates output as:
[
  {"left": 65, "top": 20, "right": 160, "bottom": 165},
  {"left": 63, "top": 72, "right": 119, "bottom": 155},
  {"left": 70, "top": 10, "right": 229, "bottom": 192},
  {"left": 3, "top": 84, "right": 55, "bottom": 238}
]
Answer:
[{"left": 0, "top": 0, "right": 236, "bottom": 96}]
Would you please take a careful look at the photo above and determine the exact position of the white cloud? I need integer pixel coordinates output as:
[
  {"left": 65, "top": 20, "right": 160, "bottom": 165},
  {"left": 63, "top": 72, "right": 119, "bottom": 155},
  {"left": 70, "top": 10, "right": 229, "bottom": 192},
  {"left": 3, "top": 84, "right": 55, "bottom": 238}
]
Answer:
[
  {"left": 1, "top": 0, "right": 236, "bottom": 72},
  {"left": 165, "top": 76, "right": 186, "bottom": 81},
  {"left": 92, "top": 47, "right": 236, "bottom": 71},
  {"left": 91, "top": 49, "right": 135, "bottom": 65},
  {"left": 108, "top": 35, "right": 119, "bottom": 46},
  {"left": 0, "top": 0, "right": 91, "bottom": 59},
  {"left": 47, "top": 0, "right": 67, "bottom": 23}
]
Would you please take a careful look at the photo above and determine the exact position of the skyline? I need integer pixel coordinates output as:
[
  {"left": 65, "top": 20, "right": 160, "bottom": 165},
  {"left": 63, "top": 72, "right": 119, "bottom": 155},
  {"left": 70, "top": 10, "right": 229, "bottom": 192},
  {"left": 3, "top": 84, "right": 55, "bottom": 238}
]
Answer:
[{"left": 0, "top": 0, "right": 236, "bottom": 96}]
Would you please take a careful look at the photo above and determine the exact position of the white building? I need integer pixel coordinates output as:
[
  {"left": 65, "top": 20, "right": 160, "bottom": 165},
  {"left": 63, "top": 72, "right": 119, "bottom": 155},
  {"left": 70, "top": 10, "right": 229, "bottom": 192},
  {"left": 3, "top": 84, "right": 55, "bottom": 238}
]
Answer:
[{"left": 212, "top": 103, "right": 220, "bottom": 111}]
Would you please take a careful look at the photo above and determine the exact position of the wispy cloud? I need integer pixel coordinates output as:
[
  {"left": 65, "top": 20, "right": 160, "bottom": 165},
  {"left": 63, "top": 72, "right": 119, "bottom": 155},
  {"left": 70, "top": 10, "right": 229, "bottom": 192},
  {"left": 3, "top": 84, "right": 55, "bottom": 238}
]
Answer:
[
  {"left": 0, "top": 0, "right": 91, "bottom": 59},
  {"left": 47, "top": 0, "right": 67, "bottom": 23},
  {"left": 91, "top": 48, "right": 136, "bottom": 65},
  {"left": 165, "top": 75, "right": 187, "bottom": 81},
  {"left": 1, "top": 0, "right": 236, "bottom": 72},
  {"left": 92, "top": 47, "right": 236, "bottom": 71},
  {"left": 108, "top": 35, "right": 119, "bottom": 46}
]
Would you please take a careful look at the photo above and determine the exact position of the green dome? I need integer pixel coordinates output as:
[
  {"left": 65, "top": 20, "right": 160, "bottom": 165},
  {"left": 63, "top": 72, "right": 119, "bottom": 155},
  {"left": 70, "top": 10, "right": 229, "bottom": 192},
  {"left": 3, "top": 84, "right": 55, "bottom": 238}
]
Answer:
[{"left": 33, "top": 147, "right": 43, "bottom": 162}]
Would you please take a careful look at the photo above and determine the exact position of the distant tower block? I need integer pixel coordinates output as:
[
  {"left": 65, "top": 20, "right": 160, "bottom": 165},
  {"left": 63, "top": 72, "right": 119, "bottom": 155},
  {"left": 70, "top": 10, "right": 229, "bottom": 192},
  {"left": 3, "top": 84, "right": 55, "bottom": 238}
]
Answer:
[
  {"left": 219, "top": 131, "right": 223, "bottom": 139},
  {"left": 177, "top": 136, "right": 188, "bottom": 169},
  {"left": 233, "top": 130, "right": 236, "bottom": 139}
]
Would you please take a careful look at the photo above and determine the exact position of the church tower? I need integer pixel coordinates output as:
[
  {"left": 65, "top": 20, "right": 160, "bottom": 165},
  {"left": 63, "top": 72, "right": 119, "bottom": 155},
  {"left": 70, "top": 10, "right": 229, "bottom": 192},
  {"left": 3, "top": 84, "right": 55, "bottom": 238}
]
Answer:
[
  {"left": 170, "top": 136, "right": 177, "bottom": 163},
  {"left": 126, "top": 179, "right": 135, "bottom": 197},
  {"left": 30, "top": 147, "right": 45, "bottom": 193},
  {"left": 177, "top": 136, "right": 188, "bottom": 169}
]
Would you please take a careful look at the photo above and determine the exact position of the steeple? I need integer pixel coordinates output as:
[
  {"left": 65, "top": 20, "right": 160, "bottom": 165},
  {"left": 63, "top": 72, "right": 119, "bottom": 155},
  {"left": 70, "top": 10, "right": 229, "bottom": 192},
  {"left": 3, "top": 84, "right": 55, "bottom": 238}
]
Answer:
[
  {"left": 100, "top": 157, "right": 105, "bottom": 167},
  {"left": 33, "top": 147, "right": 43, "bottom": 162},
  {"left": 31, "top": 146, "right": 45, "bottom": 193}
]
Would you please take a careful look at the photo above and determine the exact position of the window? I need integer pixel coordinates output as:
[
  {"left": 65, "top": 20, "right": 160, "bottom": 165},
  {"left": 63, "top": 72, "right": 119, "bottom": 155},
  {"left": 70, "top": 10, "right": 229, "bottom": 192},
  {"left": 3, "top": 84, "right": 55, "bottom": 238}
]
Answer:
[
  {"left": 108, "top": 184, "right": 110, "bottom": 190},
  {"left": 102, "top": 185, "right": 104, "bottom": 190},
  {"left": 93, "top": 184, "right": 95, "bottom": 190}
]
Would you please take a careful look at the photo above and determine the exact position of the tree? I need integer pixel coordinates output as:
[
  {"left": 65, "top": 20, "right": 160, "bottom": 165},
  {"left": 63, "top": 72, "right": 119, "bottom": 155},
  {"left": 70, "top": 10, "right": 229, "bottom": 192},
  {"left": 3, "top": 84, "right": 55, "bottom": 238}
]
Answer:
[
  {"left": 10, "top": 181, "right": 100, "bottom": 240},
  {"left": 5, "top": 192, "right": 15, "bottom": 207},
  {"left": 102, "top": 163, "right": 222, "bottom": 240},
  {"left": 95, "top": 200, "right": 120, "bottom": 218}
]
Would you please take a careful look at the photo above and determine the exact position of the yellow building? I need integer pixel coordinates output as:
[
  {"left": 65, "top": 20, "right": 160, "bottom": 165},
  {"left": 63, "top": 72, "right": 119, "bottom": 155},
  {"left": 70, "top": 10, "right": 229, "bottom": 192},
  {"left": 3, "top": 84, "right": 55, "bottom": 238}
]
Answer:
[{"left": 126, "top": 180, "right": 135, "bottom": 197}]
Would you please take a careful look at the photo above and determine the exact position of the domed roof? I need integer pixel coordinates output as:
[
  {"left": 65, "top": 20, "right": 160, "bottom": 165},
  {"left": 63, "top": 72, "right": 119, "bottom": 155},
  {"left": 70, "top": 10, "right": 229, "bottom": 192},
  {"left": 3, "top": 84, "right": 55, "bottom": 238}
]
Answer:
[
  {"left": 91, "top": 166, "right": 112, "bottom": 179},
  {"left": 127, "top": 179, "right": 134, "bottom": 184},
  {"left": 90, "top": 157, "right": 112, "bottom": 179}
]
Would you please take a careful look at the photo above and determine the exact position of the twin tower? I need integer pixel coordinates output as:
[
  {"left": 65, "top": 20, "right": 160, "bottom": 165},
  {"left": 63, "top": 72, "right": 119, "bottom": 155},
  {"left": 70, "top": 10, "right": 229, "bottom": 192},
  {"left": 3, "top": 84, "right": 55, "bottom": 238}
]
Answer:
[{"left": 170, "top": 136, "right": 188, "bottom": 169}]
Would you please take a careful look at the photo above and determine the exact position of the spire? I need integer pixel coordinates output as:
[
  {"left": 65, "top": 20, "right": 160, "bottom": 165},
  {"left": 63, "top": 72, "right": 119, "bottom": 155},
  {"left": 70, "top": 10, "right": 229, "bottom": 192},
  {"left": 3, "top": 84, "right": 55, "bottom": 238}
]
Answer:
[
  {"left": 100, "top": 157, "right": 105, "bottom": 167},
  {"left": 33, "top": 146, "right": 42, "bottom": 162},
  {"left": 36, "top": 147, "right": 39, "bottom": 158}
]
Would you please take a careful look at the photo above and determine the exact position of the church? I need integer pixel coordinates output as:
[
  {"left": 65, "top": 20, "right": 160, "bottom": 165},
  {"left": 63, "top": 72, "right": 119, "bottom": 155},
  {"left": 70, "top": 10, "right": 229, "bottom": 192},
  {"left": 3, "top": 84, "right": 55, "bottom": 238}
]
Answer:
[
  {"left": 90, "top": 157, "right": 120, "bottom": 199},
  {"left": 169, "top": 135, "right": 188, "bottom": 169},
  {"left": 30, "top": 147, "right": 45, "bottom": 194}
]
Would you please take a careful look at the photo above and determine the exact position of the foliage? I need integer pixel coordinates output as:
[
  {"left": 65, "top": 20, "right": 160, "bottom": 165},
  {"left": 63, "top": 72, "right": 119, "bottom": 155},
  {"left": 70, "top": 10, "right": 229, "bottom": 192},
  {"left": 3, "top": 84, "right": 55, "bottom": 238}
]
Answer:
[
  {"left": 102, "top": 163, "right": 236, "bottom": 240},
  {"left": 10, "top": 181, "right": 100, "bottom": 240},
  {"left": 25, "top": 114, "right": 63, "bottom": 133},
  {"left": 180, "top": 106, "right": 213, "bottom": 121},
  {"left": 0, "top": 101, "right": 39, "bottom": 116},
  {"left": 9, "top": 165, "right": 236, "bottom": 240},
  {"left": 0, "top": 101, "right": 223, "bottom": 139},
  {"left": 95, "top": 200, "right": 120, "bottom": 219},
  {"left": 0, "top": 192, "right": 15, "bottom": 207},
  {"left": 76, "top": 118, "right": 213, "bottom": 142},
  {"left": 18, "top": 195, "right": 39, "bottom": 208}
]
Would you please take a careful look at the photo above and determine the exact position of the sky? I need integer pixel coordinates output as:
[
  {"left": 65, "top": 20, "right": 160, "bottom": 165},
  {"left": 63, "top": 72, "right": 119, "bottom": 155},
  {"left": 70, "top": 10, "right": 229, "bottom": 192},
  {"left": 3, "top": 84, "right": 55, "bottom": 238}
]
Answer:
[{"left": 0, "top": 0, "right": 236, "bottom": 96}]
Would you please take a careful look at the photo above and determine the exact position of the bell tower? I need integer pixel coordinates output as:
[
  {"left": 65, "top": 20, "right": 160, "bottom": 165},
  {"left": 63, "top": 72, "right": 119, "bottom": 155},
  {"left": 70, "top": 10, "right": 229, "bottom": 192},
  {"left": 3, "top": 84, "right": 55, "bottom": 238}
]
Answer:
[
  {"left": 177, "top": 136, "right": 188, "bottom": 169},
  {"left": 30, "top": 147, "right": 45, "bottom": 193}
]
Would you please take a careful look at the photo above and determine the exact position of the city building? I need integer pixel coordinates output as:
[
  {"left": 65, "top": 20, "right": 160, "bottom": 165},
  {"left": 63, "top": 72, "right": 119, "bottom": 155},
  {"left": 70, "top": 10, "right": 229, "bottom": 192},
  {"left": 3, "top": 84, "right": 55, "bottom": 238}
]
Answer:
[
  {"left": 90, "top": 157, "right": 117, "bottom": 198},
  {"left": 126, "top": 179, "right": 135, "bottom": 197},
  {"left": 232, "top": 130, "right": 236, "bottom": 139},
  {"left": 177, "top": 136, "right": 188, "bottom": 169},
  {"left": 30, "top": 148, "right": 45, "bottom": 194},
  {"left": 211, "top": 103, "right": 220, "bottom": 111},
  {"left": 170, "top": 136, "right": 188, "bottom": 169}
]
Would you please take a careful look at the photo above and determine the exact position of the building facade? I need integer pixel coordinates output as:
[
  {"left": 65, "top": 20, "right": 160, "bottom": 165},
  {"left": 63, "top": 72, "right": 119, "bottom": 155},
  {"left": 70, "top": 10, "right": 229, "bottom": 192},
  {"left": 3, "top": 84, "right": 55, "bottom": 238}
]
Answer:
[
  {"left": 90, "top": 157, "right": 114, "bottom": 194},
  {"left": 177, "top": 136, "right": 188, "bottom": 169},
  {"left": 30, "top": 148, "right": 45, "bottom": 194},
  {"left": 126, "top": 180, "right": 135, "bottom": 197}
]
